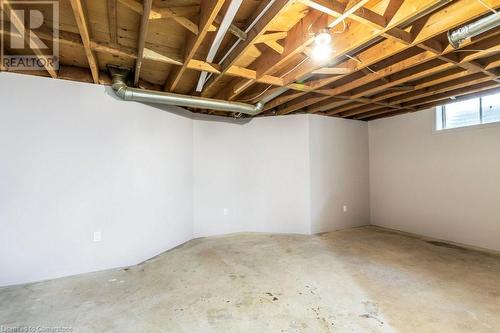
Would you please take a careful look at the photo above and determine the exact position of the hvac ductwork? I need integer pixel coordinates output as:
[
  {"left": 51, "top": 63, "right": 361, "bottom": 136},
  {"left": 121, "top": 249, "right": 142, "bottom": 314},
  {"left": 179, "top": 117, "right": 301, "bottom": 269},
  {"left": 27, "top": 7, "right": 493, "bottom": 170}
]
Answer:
[
  {"left": 109, "top": 66, "right": 264, "bottom": 116},
  {"left": 448, "top": 12, "right": 500, "bottom": 48}
]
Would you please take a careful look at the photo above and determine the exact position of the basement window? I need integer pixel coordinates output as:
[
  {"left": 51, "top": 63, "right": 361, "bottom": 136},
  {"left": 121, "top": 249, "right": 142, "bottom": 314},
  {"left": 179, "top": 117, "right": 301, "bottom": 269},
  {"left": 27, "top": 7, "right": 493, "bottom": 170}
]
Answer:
[{"left": 436, "top": 92, "right": 500, "bottom": 130}]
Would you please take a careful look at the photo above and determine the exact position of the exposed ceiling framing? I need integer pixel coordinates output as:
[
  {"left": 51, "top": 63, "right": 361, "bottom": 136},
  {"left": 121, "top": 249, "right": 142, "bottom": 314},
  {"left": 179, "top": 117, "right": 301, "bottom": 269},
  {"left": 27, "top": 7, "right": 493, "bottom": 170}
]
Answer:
[{"left": 1, "top": 0, "right": 499, "bottom": 121}]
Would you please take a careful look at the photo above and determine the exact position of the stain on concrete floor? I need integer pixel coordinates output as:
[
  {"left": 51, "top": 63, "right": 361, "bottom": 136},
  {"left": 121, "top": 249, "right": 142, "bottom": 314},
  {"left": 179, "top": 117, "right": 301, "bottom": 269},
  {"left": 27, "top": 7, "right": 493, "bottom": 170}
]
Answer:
[{"left": 1, "top": 226, "right": 499, "bottom": 332}]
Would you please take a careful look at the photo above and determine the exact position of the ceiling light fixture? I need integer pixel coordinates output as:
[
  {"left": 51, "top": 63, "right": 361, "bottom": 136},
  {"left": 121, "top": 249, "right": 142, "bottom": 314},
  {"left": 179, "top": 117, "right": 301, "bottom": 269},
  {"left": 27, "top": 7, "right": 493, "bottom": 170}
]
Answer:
[{"left": 312, "top": 29, "right": 332, "bottom": 61}]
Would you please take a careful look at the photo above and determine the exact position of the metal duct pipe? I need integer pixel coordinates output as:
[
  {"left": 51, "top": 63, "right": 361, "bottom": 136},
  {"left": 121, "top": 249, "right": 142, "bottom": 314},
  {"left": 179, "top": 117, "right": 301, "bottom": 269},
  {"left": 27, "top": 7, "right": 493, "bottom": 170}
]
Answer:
[
  {"left": 448, "top": 12, "right": 500, "bottom": 48},
  {"left": 109, "top": 67, "right": 264, "bottom": 116}
]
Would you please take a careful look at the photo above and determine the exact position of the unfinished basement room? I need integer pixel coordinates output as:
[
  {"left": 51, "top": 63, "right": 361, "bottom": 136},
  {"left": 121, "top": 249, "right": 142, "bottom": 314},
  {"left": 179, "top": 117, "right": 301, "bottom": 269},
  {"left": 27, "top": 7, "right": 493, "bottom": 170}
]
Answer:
[{"left": 1, "top": 0, "right": 500, "bottom": 332}]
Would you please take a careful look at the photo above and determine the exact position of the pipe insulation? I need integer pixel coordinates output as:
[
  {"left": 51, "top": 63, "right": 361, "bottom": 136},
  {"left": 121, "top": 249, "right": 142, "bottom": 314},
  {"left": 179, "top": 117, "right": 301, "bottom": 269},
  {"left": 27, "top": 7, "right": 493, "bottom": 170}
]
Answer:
[
  {"left": 109, "top": 67, "right": 264, "bottom": 116},
  {"left": 448, "top": 12, "right": 500, "bottom": 48}
]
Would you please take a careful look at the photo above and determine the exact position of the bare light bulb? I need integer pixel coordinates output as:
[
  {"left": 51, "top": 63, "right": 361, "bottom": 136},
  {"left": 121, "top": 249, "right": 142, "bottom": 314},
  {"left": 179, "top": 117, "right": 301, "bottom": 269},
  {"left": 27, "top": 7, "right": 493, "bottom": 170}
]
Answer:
[
  {"left": 315, "top": 30, "right": 332, "bottom": 45},
  {"left": 312, "top": 29, "right": 332, "bottom": 61}
]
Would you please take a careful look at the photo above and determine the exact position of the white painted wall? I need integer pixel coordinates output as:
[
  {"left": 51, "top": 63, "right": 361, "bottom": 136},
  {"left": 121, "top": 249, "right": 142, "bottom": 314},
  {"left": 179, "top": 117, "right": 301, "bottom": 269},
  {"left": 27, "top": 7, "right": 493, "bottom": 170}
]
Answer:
[
  {"left": 369, "top": 109, "right": 500, "bottom": 251},
  {"left": 309, "top": 115, "right": 370, "bottom": 233},
  {"left": 193, "top": 114, "right": 371, "bottom": 237},
  {"left": 0, "top": 73, "right": 194, "bottom": 286},
  {"left": 0, "top": 73, "right": 373, "bottom": 286},
  {"left": 193, "top": 115, "right": 311, "bottom": 236}
]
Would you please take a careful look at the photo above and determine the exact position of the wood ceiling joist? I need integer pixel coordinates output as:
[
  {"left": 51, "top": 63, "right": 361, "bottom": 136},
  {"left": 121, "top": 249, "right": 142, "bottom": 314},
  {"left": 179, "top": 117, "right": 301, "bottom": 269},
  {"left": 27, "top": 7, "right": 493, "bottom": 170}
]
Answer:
[
  {"left": 484, "top": 53, "right": 500, "bottom": 70},
  {"left": 3, "top": 0, "right": 500, "bottom": 122},
  {"left": 357, "top": 79, "right": 500, "bottom": 120},
  {"left": 118, "top": 0, "right": 199, "bottom": 34},
  {"left": 362, "top": 85, "right": 500, "bottom": 121},
  {"left": 301, "top": 0, "right": 414, "bottom": 46},
  {"left": 328, "top": 40, "right": 500, "bottom": 116},
  {"left": 133, "top": 0, "right": 153, "bottom": 85},
  {"left": 340, "top": 104, "right": 388, "bottom": 118},
  {"left": 277, "top": 0, "right": 500, "bottom": 115},
  {"left": 200, "top": 0, "right": 294, "bottom": 97},
  {"left": 277, "top": 55, "right": 446, "bottom": 115},
  {"left": 3, "top": 24, "right": 292, "bottom": 90},
  {"left": 107, "top": 0, "right": 118, "bottom": 44},
  {"left": 260, "top": 37, "right": 409, "bottom": 112},
  {"left": 336, "top": 64, "right": 491, "bottom": 119},
  {"left": 70, "top": 0, "right": 99, "bottom": 83},
  {"left": 286, "top": 53, "right": 493, "bottom": 116},
  {"left": 2, "top": 1, "right": 58, "bottom": 78},
  {"left": 164, "top": 0, "right": 225, "bottom": 92},
  {"left": 409, "top": 85, "right": 500, "bottom": 111},
  {"left": 277, "top": 94, "right": 339, "bottom": 115},
  {"left": 402, "top": 80, "right": 500, "bottom": 108},
  {"left": 280, "top": 0, "right": 448, "bottom": 86},
  {"left": 354, "top": 36, "right": 500, "bottom": 98},
  {"left": 343, "top": 72, "right": 495, "bottom": 118},
  {"left": 318, "top": 40, "right": 500, "bottom": 116},
  {"left": 264, "top": 30, "right": 432, "bottom": 111},
  {"left": 213, "top": 14, "right": 248, "bottom": 40},
  {"left": 354, "top": 107, "right": 405, "bottom": 120},
  {"left": 323, "top": 61, "right": 475, "bottom": 114},
  {"left": 319, "top": 50, "right": 439, "bottom": 97},
  {"left": 216, "top": 10, "right": 329, "bottom": 101},
  {"left": 222, "top": 0, "right": 407, "bottom": 102},
  {"left": 335, "top": 68, "right": 473, "bottom": 116},
  {"left": 387, "top": 73, "right": 495, "bottom": 105}
]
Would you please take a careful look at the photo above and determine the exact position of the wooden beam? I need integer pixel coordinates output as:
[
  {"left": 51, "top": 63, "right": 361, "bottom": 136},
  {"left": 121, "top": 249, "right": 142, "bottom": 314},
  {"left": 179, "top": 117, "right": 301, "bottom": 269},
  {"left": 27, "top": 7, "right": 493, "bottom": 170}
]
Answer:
[
  {"left": 359, "top": 80, "right": 500, "bottom": 120},
  {"left": 277, "top": 94, "right": 331, "bottom": 115},
  {"left": 341, "top": 71, "right": 487, "bottom": 117},
  {"left": 118, "top": 0, "right": 199, "bottom": 34},
  {"left": 411, "top": 86, "right": 500, "bottom": 111},
  {"left": 312, "top": 40, "right": 500, "bottom": 116},
  {"left": 134, "top": 0, "right": 153, "bottom": 86},
  {"left": 273, "top": 0, "right": 500, "bottom": 114},
  {"left": 319, "top": 51, "right": 438, "bottom": 97},
  {"left": 308, "top": 99, "right": 353, "bottom": 113},
  {"left": 107, "top": 0, "right": 117, "bottom": 44},
  {"left": 387, "top": 73, "right": 492, "bottom": 105},
  {"left": 224, "top": 0, "right": 424, "bottom": 102},
  {"left": 70, "top": 0, "right": 99, "bottom": 83},
  {"left": 361, "top": 84, "right": 500, "bottom": 120},
  {"left": 312, "top": 67, "right": 354, "bottom": 75},
  {"left": 214, "top": 14, "right": 247, "bottom": 40},
  {"left": 263, "top": 40, "right": 284, "bottom": 54},
  {"left": 2, "top": 24, "right": 289, "bottom": 89},
  {"left": 201, "top": 0, "right": 294, "bottom": 97},
  {"left": 402, "top": 80, "right": 500, "bottom": 108},
  {"left": 256, "top": 32, "right": 288, "bottom": 43},
  {"left": 283, "top": 0, "right": 448, "bottom": 85},
  {"left": 165, "top": 0, "right": 225, "bottom": 92},
  {"left": 154, "top": 8, "right": 198, "bottom": 35},
  {"left": 3, "top": 1, "right": 57, "bottom": 78},
  {"left": 485, "top": 53, "right": 500, "bottom": 70},
  {"left": 143, "top": 47, "right": 182, "bottom": 65},
  {"left": 217, "top": 10, "right": 329, "bottom": 101},
  {"left": 224, "top": 0, "right": 382, "bottom": 101}
]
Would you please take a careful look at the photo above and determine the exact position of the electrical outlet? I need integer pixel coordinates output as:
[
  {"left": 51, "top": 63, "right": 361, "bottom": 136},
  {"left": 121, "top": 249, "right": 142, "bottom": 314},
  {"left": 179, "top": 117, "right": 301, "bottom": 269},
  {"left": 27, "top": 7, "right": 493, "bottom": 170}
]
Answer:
[
  {"left": 93, "top": 231, "right": 102, "bottom": 242},
  {"left": 223, "top": 208, "right": 229, "bottom": 216},
  {"left": 343, "top": 205, "right": 348, "bottom": 213}
]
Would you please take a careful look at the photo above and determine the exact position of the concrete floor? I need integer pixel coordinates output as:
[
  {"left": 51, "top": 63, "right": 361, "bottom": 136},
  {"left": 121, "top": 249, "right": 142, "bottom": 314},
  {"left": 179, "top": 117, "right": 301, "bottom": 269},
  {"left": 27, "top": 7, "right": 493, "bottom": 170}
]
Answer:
[{"left": 1, "top": 226, "right": 500, "bottom": 332}]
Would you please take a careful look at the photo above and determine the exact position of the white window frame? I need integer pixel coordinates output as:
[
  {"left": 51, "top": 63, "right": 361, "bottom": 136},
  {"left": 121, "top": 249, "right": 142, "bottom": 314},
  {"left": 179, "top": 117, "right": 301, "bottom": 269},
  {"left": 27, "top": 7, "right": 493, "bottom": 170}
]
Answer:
[{"left": 434, "top": 93, "right": 500, "bottom": 132}]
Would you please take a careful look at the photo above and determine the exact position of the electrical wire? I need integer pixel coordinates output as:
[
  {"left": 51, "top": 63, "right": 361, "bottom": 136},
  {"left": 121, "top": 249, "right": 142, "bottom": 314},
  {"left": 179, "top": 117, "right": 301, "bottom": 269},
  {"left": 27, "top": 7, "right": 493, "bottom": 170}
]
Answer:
[
  {"left": 344, "top": 54, "right": 377, "bottom": 74},
  {"left": 476, "top": 0, "right": 499, "bottom": 15},
  {"left": 452, "top": 48, "right": 500, "bottom": 53}
]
